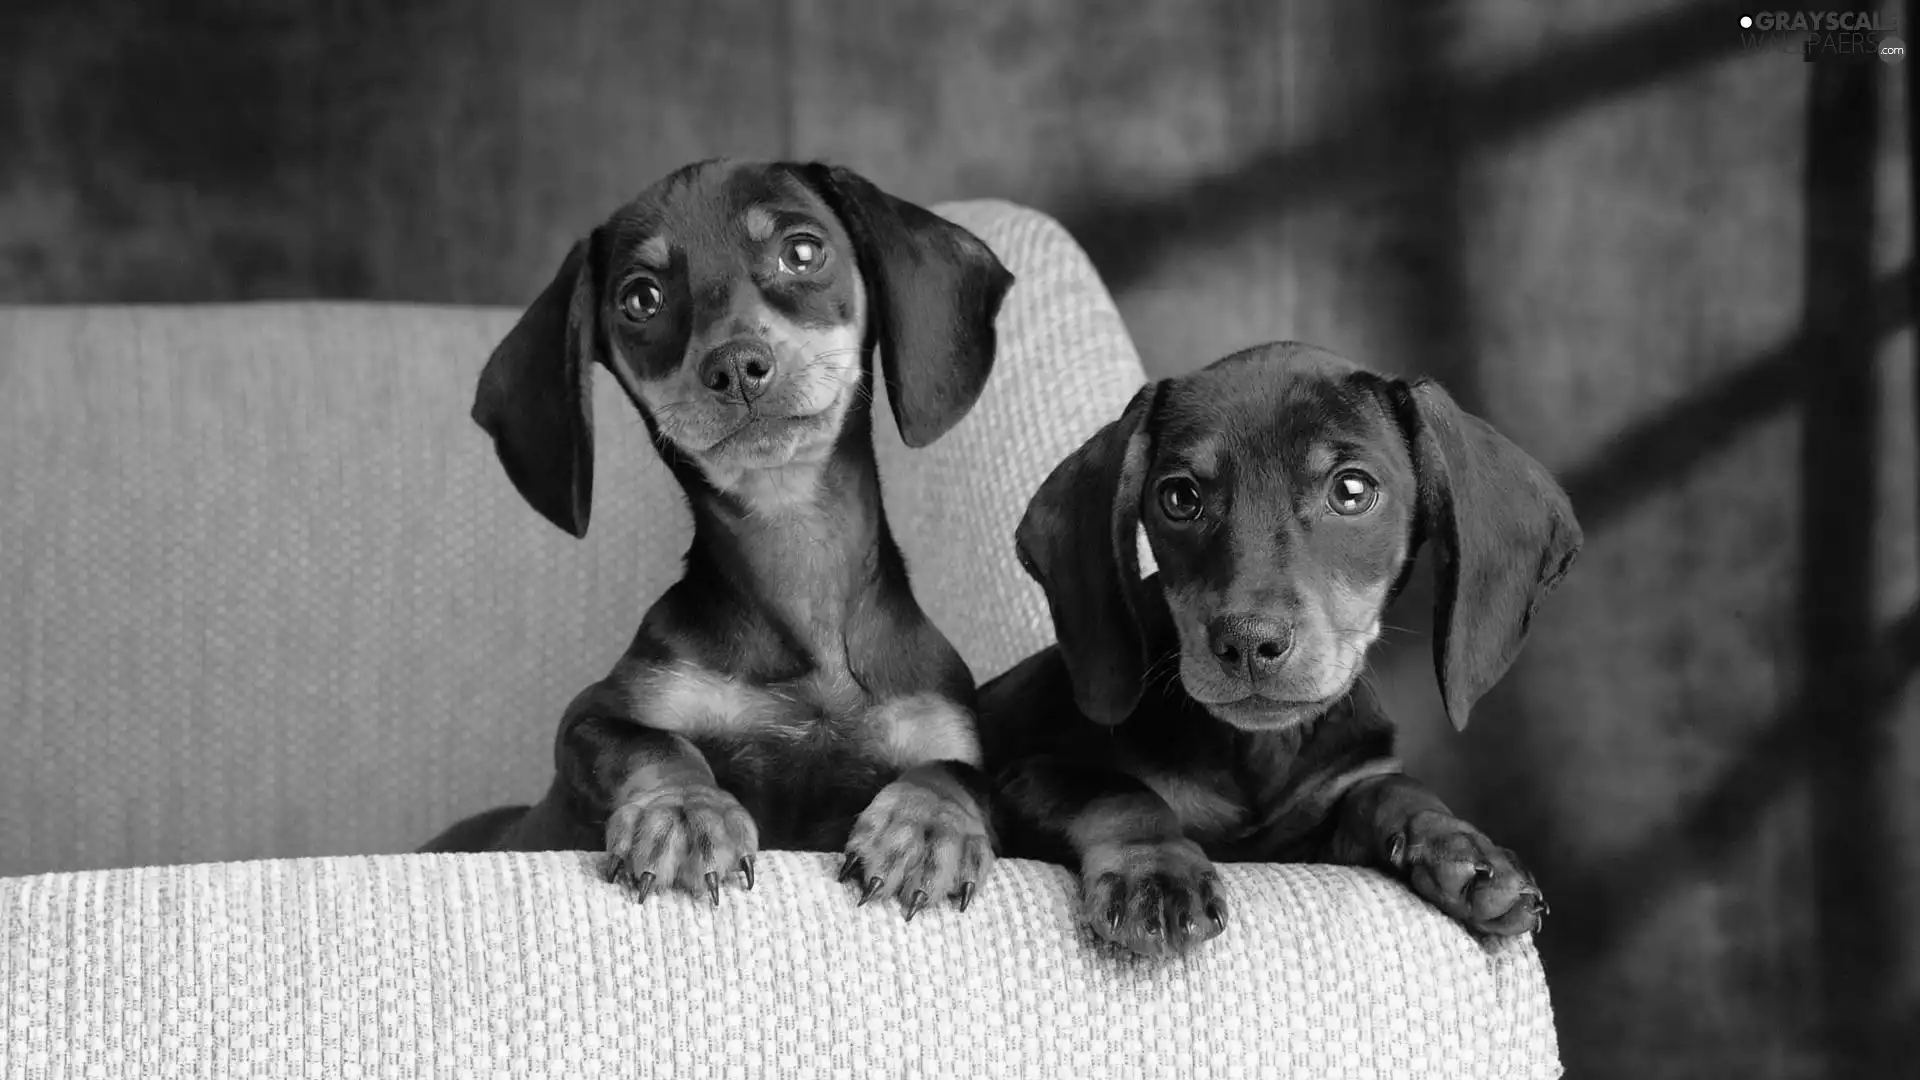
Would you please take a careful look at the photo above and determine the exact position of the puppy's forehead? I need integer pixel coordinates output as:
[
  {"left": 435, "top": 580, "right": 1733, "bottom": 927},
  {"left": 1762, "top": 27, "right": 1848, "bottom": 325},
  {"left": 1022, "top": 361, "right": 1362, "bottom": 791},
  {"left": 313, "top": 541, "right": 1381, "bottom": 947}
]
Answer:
[
  {"left": 605, "top": 161, "right": 837, "bottom": 260},
  {"left": 1152, "top": 358, "right": 1394, "bottom": 477}
]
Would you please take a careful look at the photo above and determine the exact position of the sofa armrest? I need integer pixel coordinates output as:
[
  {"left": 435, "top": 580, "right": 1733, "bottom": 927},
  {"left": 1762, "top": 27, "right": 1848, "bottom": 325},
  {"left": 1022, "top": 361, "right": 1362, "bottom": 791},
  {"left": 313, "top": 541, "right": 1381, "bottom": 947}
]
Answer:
[{"left": 1, "top": 852, "right": 1561, "bottom": 1077}]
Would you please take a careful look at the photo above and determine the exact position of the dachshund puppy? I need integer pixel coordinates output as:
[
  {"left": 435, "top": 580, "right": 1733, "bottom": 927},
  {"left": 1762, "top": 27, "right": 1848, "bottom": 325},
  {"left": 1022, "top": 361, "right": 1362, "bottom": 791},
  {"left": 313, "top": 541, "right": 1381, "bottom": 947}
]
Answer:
[
  {"left": 424, "top": 160, "right": 1012, "bottom": 920},
  {"left": 979, "top": 342, "right": 1581, "bottom": 957}
]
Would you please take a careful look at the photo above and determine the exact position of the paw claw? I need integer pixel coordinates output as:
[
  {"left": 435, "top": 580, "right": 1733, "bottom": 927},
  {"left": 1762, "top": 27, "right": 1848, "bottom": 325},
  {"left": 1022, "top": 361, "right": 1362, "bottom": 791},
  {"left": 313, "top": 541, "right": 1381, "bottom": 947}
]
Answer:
[
  {"left": 740, "top": 854, "right": 756, "bottom": 891},
  {"left": 602, "top": 783, "right": 758, "bottom": 905},
  {"left": 1397, "top": 816, "right": 1540, "bottom": 936},
  {"left": 1084, "top": 840, "right": 1222, "bottom": 958},
  {"left": 843, "top": 771, "right": 995, "bottom": 916},
  {"left": 603, "top": 856, "right": 623, "bottom": 884}
]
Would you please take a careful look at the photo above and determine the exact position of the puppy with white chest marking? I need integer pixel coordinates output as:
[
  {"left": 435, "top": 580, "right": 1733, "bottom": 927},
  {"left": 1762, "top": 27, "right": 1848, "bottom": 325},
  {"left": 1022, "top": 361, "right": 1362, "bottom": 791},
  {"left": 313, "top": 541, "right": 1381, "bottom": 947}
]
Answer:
[
  {"left": 423, "top": 160, "right": 1013, "bottom": 920},
  {"left": 979, "top": 342, "right": 1582, "bottom": 957}
]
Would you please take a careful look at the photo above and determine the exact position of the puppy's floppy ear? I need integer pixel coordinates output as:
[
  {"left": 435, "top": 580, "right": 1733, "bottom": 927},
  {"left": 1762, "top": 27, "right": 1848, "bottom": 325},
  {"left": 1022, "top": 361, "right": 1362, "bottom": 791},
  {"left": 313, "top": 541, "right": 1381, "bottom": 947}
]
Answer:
[
  {"left": 1015, "top": 384, "right": 1159, "bottom": 725},
  {"left": 798, "top": 163, "right": 1014, "bottom": 447},
  {"left": 1389, "top": 379, "right": 1583, "bottom": 731},
  {"left": 472, "top": 232, "right": 604, "bottom": 538}
]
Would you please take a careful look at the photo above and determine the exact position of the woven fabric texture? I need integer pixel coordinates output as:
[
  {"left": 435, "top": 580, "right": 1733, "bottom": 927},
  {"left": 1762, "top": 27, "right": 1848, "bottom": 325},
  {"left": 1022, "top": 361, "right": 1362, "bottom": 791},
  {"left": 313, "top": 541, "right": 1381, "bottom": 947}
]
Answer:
[
  {"left": 0, "top": 852, "right": 1562, "bottom": 1079},
  {"left": 0, "top": 201, "right": 1145, "bottom": 877}
]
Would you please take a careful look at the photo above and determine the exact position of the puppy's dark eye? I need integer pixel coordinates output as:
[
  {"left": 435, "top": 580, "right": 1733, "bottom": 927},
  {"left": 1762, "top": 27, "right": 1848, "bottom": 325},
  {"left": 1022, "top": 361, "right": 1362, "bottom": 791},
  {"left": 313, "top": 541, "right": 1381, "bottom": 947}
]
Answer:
[
  {"left": 619, "top": 279, "right": 664, "bottom": 323},
  {"left": 1328, "top": 470, "right": 1379, "bottom": 516},
  {"left": 1158, "top": 478, "right": 1203, "bottom": 522},
  {"left": 779, "top": 235, "right": 826, "bottom": 275}
]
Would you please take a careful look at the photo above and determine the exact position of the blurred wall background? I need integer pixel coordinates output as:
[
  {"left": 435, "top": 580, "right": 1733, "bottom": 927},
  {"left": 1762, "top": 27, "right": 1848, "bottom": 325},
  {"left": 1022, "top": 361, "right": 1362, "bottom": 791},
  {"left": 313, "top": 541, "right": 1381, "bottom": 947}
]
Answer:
[{"left": 2, "top": 1, "right": 1914, "bottom": 1077}]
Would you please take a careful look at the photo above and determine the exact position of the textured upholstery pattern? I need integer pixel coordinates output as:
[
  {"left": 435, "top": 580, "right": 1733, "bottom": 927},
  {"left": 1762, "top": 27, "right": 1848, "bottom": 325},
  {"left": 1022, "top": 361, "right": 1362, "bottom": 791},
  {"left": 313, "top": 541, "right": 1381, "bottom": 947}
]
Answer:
[
  {"left": 0, "top": 852, "right": 1562, "bottom": 1079},
  {"left": 0, "top": 201, "right": 1145, "bottom": 876}
]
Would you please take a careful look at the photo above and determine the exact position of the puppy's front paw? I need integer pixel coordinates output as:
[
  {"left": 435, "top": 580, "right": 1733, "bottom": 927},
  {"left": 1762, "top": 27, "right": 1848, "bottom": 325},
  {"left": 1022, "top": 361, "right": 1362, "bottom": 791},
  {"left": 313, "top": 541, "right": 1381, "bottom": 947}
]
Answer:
[
  {"left": 603, "top": 783, "right": 759, "bottom": 905},
  {"left": 1387, "top": 811, "right": 1544, "bottom": 936},
  {"left": 841, "top": 771, "right": 993, "bottom": 919},
  {"left": 1081, "top": 836, "right": 1227, "bottom": 959}
]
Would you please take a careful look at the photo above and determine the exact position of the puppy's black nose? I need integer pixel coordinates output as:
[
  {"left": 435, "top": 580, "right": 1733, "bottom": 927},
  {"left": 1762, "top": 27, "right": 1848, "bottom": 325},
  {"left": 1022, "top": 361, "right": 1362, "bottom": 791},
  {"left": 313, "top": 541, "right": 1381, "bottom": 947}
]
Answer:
[
  {"left": 1207, "top": 614, "right": 1294, "bottom": 677},
  {"left": 698, "top": 341, "right": 776, "bottom": 403}
]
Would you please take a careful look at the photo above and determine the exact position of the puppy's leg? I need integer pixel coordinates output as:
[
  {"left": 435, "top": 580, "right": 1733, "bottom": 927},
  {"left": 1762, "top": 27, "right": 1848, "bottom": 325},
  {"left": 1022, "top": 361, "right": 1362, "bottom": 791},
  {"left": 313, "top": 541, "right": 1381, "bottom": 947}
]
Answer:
[
  {"left": 1000, "top": 756, "right": 1227, "bottom": 959},
  {"left": 844, "top": 695, "right": 994, "bottom": 918},
  {"left": 559, "top": 683, "right": 759, "bottom": 905},
  {"left": 1327, "top": 773, "right": 1545, "bottom": 936}
]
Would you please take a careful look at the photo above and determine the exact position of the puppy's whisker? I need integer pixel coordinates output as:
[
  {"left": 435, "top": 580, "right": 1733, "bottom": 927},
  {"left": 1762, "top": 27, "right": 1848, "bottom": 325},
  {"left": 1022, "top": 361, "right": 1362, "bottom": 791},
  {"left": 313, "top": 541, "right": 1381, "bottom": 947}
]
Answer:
[
  {"left": 811, "top": 368, "right": 865, "bottom": 392},
  {"left": 1326, "top": 612, "right": 1392, "bottom": 637},
  {"left": 810, "top": 366, "right": 875, "bottom": 406},
  {"left": 1356, "top": 671, "right": 1385, "bottom": 702},
  {"left": 1141, "top": 648, "right": 1185, "bottom": 696}
]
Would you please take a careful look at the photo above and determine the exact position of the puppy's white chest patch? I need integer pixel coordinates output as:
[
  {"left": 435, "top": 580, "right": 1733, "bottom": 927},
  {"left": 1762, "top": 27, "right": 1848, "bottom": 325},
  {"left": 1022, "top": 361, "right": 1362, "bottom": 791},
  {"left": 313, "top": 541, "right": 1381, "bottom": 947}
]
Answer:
[
  {"left": 623, "top": 663, "right": 974, "bottom": 773},
  {"left": 1138, "top": 768, "right": 1249, "bottom": 839},
  {"left": 865, "top": 694, "right": 982, "bottom": 768},
  {"left": 624, "top": 662, "right": 802, "bottom": 740}
]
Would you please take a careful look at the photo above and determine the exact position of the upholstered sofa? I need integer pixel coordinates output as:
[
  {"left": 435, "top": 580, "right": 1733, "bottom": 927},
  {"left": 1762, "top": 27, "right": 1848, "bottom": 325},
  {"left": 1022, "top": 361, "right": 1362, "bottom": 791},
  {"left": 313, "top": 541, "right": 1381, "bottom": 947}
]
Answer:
[{"left": 0, "top": 202, "right": 1562, "bottom": 1078}]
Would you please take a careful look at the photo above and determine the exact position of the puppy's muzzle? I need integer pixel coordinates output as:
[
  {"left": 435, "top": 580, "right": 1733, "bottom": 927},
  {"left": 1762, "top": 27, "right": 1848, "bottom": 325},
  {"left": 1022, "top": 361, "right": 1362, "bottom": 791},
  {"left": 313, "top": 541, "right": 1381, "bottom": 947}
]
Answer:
[
  {"left": 1206, "top": 613, "right": 1294, "bottom": 680},
  {"left": 698, "top": 340, "right": 777, "bottom": 404}
]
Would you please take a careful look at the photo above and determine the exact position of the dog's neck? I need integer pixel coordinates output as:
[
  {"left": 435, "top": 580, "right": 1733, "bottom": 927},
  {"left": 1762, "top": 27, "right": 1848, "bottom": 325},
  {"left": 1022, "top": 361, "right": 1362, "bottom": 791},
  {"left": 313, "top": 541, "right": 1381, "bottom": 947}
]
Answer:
[
  {"left": 679, "top": 413, "right": 899, "bottom": 654},
  {"left": 689, "top": 449, "right": 885, "bottom": 571}
]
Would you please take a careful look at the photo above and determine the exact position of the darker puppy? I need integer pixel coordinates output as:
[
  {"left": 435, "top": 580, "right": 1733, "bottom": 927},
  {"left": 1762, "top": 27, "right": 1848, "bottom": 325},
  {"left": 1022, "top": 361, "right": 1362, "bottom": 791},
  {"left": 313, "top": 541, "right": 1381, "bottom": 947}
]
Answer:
[
  {"left": 424, "top": 160, "right": 1013, "bottom": 920},
  {"left": 979, "top": 342, "right": 1581, "bottom": 957}
]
